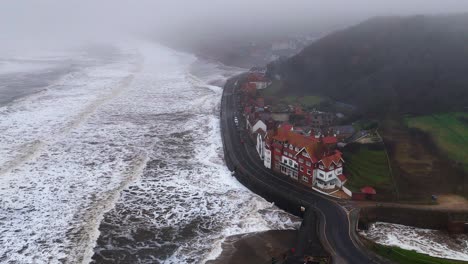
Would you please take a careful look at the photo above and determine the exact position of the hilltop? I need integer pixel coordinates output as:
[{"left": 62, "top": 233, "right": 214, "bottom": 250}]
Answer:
[{"left": 267, "top": 14, "right": 468, "bottom": 115}]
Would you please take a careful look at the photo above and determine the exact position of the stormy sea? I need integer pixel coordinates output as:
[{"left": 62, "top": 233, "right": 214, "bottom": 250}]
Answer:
[
  {"left": 0, "top": 42, "right": 300, "bottom": 264},
  {"left": 361, "top": 222, "right": 468, "bottom": 261}
]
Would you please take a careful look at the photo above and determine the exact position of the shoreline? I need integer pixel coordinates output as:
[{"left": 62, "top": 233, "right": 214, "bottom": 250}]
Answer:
[{"left": 206, "top": 230, "right": 297, "bottom": 264}]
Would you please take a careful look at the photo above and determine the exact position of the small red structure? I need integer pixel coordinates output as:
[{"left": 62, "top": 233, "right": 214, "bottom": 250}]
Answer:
[
  {"left": 352, "top": 186, "right": 377, "bottom": 200},
  {"left": 361, "top": 186, "right": 376, "bottom": 195}
]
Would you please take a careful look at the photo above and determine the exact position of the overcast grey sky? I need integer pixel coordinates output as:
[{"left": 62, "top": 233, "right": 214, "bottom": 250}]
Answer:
[{"left": 2, "top": 0, "right": 468, "bottom": 51}]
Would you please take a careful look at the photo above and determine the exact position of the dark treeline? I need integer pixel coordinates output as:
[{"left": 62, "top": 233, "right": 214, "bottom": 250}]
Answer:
[{"left": 268, "top": 14, "right": 468, "bottom": 115}]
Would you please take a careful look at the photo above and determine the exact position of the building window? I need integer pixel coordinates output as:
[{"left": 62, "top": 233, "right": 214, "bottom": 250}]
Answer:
[
  {"left": 319, "top": 173, "right": 325, "bottom": 178},
  {"left": 275, "top": 148, "right": 281, "bottom": 153},
  {"left": 306, "top": 161, "right": 311, "bottom": 167},
  {"left": 302, "top": 176, "right": 308, "bottom": 182},
  {"left": 295, "top": 147, "right": 300, "bottom": 152},
  {"left": 288, "top": 160, "right": 292, "bottom": 166},
  {"left": 289, "top": 153, "right": 293, "bottom": 158},
  {"left": 300, "top": 166, "right": 304, "bottom": 172},
  {"left": 298, "top": 158, "right": 304, "bottom": 163},
  {"left": 336, "top": 169, "right": 342, "bottom": 174},
  {"left": 319, "top": 165, "right": 324, "bottom": 169},
  {"left": 283, "top": 151, "right": 288, "bottom": 156},
  {"left": 303, "top": 153, "right": 310, "bottom": 158},
  {"left": 307, "top": 169, "right": 311, "bottom": 175},
  {"left": 289, "top": 144, "right": 293, "bottom": 150},
  {"left": 283, "top": 158, "right": 287, "bottom": 163},
  {"left": 330, "top": 165, "right": 334, "bottom": 170},
  {"left": 294, "top": 164, "right": 298, "bottom": 168}
]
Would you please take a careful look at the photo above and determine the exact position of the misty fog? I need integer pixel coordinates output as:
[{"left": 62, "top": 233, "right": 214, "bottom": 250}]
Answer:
[{"left": 2, "top": 0, "right": 468, "bottom": 54}]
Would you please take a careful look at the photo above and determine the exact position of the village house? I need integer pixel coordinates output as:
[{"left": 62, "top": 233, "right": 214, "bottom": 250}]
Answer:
[
  {"left": 238, "top": 75, "right": 349, "bottom": 193},
  {"left": 246, "top": 72, "right": 271, "bottom": 90},
  {"left": 308, "top": 110, "right": 335, "bottom": 129},
  {"left": 260, "top": 124, "right": 347, "bottom": 191}
]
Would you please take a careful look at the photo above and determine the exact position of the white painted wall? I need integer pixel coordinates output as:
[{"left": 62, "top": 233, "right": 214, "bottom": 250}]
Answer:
[
  {"left": 253, "top": 81, "right": 269, "bottom": 90},
  {"left": 281, "top": 155, "right": 298, "bottom": 169},
  {"left": 251, "top": 120, "right": 267, "bottom": 134},
  {"left": 264, "top": 148, "right": 271, "bottom": 169},
  {"left": 256, "top": 133, "right": 265, "bottom": 160},
  {"left": 342, "top": 186, "right": 353, "bottom": 197}
]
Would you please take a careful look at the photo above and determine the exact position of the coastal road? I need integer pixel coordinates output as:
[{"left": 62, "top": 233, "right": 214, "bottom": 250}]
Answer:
[{"left": 220, "top": 76, "right": 383, "bottom": 264}]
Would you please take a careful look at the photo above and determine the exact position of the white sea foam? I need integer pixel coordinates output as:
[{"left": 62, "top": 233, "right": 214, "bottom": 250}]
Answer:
[
  {"left": 360, "top": 222, "right": 468, "bottom": 261},
  {"left": 0, "top": 41, "right": 300, "bottom": 264}
]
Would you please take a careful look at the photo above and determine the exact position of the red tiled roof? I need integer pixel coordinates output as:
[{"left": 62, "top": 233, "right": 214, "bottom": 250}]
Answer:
[
  {"left": 322, "top": 136, "right": 338, "bottom": 144},
  {"left": 273, "top": 123, "right": 293, "bottom": 141},
  {"left": 361, "top": 186, "right": 376, "bottom": 195},
  {"left": 319, "top": 150, "right": 343, "bottom": 168},
  {"left": 247, "top": 73, "right": 266, "bottom": 82},
  {"left": 279, "top": 123, "right": 293, "bottom": 131}
]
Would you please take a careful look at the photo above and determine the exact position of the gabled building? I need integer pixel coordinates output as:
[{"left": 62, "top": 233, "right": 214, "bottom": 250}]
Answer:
[
  {"left": 246, "top": 73, "right": 271, "bottom": 90},
  {"left": 265, "top": 124, "right": 346, "bottom": 190}
]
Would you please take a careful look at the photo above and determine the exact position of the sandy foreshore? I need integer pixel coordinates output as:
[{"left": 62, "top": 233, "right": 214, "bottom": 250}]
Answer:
[{"left": 207, "top": 230, "right": 297, "bottom": 264}]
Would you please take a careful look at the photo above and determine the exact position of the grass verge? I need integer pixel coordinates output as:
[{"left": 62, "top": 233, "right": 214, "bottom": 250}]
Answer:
[
  {"left": 371, "top": 243, "right": 468, "bottom": 264},
  {"left": 343, "top": 143, "right": 393, "bottom": 195}
]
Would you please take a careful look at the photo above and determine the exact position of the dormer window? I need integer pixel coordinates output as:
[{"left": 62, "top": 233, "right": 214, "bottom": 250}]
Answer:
[
  {"left": 289, "top": 144, "right": 293, "bottom": 150},
  {"left": 295, "top": 147, "right": 300, "bottom": 152},
  {"left": 330, "top": 165, "right": 334, "bottom": 170}
]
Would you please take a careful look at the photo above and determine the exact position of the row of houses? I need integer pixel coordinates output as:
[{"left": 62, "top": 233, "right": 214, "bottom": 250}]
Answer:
[
  {"left": 239, "top": 71, "right": 349, "bottom": 192},
  {"left": 259, "top": 124, "right": 347, "bottom": 190}
]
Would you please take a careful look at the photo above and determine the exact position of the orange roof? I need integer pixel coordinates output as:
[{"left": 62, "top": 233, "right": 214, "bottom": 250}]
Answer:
[
  {"left": 273, "top": 123, "right": 293, "bottom": 141},
  {"left": 247, "top": 73, "right": 266, "bottom": 82},
  {"left": 319, "top": 150, "right": 343, "bottom": 168},
  {"left": 361, "top": 186, "right": 376, "bottom": 195},
  {"left": 322, "top": 136, "right": 338, "bottom": 144}
]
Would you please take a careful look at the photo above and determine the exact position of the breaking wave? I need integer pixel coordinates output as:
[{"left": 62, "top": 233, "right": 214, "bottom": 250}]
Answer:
[
  {"left": 360, "top": 222, "right": 468, "bottom": 261},
  {"left": 0, "top": 42, "right": 300, "bottom": 264}
]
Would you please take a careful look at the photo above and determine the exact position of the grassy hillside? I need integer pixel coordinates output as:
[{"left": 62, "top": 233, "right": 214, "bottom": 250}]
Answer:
[
  {"left": 268, "top": 14, "right": 468, "bottom": 115},
  {"left": 259, "top": 80, "right": 326, "bottom": 109},
  {"left": 372, "top": 244, "right": 468, "bottom": 264},
  {"left": 381, "top": 118, "right": 467, "bottom": 201},
  {"left": 405, "top": 112, "right": 468, "bottom": 171},
  {"left": 342, "top": 143, "right": 394, "bottom": 199}
]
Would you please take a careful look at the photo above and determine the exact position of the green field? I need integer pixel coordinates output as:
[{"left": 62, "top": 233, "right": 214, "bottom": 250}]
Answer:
[
  {"left": 258, "top": 80, "right": 283, "bottom": 96},
  {"left": 343, "top": 144, "right": 393, "bottom": 194},
  {"left": 372, "top": 244, "right": 468, "bottom": 264},
  {"left": 405, "top": 112, "right": 468, "bottom": 171},
  {"left": 259, "top": 81, "right": 325, "bottom": 108},
  {"left": 281, "top": 95, "right": 325, "bottom": 108}
]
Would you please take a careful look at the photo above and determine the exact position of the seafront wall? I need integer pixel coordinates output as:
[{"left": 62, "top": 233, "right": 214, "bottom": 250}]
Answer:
[
  {"left": 358, "top": 206, "right": 468, "bottom": 233},
  {"left": 220, "top": 76, "right": 332, "bottom": 260}
]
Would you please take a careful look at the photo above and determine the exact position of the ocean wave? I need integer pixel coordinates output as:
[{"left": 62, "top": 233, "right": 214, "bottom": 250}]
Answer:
[
  {"left": 360, "top": 222, "right": 468, "bottom": 261},
  {"left": 0, "top": 42, "right": 299, "bottom": 264}
]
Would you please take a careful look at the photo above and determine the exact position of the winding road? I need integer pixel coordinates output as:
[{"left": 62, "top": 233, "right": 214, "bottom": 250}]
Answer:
[{"left": 220, "top": 76, "right": 384, "bottom": 264}]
